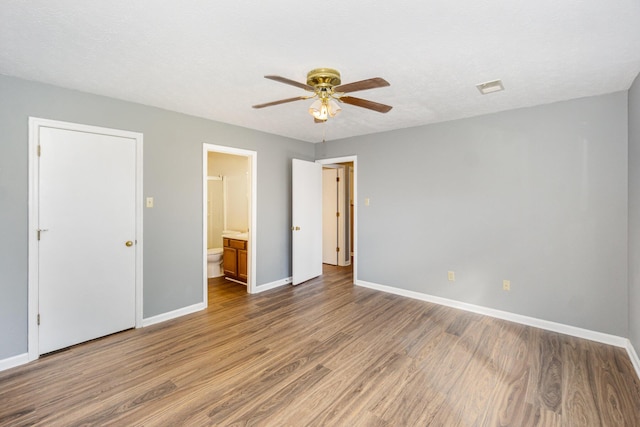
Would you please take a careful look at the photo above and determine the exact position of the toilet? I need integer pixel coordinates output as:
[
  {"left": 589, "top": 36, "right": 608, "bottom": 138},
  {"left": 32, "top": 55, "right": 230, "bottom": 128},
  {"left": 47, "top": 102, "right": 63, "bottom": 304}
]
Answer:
[{"left": 207, "top": 247, "right": 224, "bottom": 278}]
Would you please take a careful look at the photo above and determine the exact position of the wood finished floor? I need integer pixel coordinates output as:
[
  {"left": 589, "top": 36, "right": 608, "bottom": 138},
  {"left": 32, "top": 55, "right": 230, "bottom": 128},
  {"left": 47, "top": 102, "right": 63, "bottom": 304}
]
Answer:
[{"left": 1, "top": 265, "right": 640, "bottom": 426}]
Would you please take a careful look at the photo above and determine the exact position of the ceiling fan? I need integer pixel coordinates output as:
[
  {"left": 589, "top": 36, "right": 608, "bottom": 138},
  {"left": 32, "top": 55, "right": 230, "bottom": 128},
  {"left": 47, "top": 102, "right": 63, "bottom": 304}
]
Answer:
[{"left": 252, "top": 68, "right": 392, "bottom": 123}]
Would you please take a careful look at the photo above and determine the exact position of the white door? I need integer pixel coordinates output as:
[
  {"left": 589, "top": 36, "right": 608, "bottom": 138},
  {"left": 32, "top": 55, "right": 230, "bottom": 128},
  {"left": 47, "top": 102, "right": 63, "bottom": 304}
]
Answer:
[
  {"left": 38, "top": 126, "right": 137, "bottom": 354},
  {"left": 292, "top": 159, "right": 322, "bottom": 285},
  {"left": 322, "top": 168, "right": 338, "bottom": 265}
]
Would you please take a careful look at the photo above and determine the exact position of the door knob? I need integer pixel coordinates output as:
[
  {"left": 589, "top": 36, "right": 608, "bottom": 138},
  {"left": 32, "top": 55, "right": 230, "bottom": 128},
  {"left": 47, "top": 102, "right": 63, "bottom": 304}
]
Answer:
[{"left": 125, "top": 241, "right": 134, "bottom": 247}]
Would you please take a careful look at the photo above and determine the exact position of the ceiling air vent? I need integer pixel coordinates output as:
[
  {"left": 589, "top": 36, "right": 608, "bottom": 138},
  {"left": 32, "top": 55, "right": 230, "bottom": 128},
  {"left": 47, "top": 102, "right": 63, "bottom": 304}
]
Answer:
[{"left": 476, "top": 79, "right": 504, "bottom": 95}]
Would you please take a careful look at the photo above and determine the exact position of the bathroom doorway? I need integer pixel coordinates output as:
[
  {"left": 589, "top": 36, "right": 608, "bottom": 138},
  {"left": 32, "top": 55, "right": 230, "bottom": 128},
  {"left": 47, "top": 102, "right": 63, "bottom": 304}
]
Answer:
[{"left": 202, "top": 144, "right": 257, "bottom": 302}]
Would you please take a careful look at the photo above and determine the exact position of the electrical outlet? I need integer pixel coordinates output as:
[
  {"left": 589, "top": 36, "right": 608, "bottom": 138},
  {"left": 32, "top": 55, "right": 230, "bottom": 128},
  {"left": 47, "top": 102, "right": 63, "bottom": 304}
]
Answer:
[
  {"left": 503, "top": 280, "right": 511, "bottom": 291},
  {"left": 448, "top": 271, "right": 455, "bottom": 282}
]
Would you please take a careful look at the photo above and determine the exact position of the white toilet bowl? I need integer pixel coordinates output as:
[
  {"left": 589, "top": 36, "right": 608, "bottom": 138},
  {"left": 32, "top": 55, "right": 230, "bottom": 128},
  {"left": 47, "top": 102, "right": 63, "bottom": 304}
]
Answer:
[{"left": 207, "top": 248, "right": 224, "bottom": 278}]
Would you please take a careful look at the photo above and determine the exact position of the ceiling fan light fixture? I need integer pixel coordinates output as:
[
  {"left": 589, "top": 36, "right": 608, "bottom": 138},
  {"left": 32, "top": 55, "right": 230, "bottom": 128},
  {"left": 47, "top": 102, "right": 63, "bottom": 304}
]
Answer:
[
  {"left": 309, "top": 98, "right": 341, "bottom": 121},
  {"left": 309, "top": 99, "right": 327, "bottom": 121},
  {"left": 328, "top": 99, "right": 341, "bottom": 117}
]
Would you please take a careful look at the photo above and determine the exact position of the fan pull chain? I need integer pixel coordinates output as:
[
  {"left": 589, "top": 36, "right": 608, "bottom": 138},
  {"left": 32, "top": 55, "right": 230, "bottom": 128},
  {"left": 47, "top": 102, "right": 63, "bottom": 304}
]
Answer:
[{"left": 322, "top": 120, "right": 326, "bottom": 143}]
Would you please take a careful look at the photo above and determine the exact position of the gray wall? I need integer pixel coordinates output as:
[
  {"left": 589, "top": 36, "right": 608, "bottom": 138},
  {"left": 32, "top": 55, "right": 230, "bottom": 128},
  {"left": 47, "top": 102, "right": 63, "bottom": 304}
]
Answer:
[
  {"left": 0, "top": 74, "right": 314, "bottom": 359},
  {"left": 629, "top": 73, "right": 640, "bottom": 351},
  {"left": 1, "top": 72, "right": 634, "bottom": 361},
  {"left": 317, "top": 92, "right": 629, "bottom": 336}
]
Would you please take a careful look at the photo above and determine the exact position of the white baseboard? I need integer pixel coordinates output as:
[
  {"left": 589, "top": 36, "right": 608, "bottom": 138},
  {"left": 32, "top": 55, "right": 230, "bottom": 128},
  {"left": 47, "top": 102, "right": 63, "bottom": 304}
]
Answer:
[
  {"left": 141, "top": 302, "right": 205, "bottom": 327},
  {"left": 254, "top": 276, "right": 292, "bottom": 293},
  {"left": 0, "top": 352, "right": 29, "bottom": 372},
  {"left": 356, "top": 280, "right": 629, "bottom": 348},
  {"left": 627, "top": 341, "right": 640, "bottom": 380}
]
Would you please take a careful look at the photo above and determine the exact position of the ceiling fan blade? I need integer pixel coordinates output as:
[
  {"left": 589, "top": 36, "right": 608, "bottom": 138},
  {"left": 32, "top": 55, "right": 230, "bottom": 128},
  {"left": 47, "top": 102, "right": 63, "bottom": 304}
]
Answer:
[
  {"left": 252, "top": 96, "right": 308, "bottom": 109},
  {"left": 339, "top": 96, "right": 392, "bottom": 113},
  {"left": 334, "top": 77, "right": 390, "bottom": 94},
  {"left": 264, "top": 75, "right": 315, "bottom": 91}
]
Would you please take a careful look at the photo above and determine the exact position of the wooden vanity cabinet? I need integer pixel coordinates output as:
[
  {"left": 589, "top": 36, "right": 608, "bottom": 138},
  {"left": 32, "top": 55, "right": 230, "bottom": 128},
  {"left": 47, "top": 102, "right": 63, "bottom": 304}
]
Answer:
[
  {"left": 223, "top": 238, "right": 247, "bottom": 283},
  {"left": 237, "top": 249, "right": 247, "bottom": 282}
]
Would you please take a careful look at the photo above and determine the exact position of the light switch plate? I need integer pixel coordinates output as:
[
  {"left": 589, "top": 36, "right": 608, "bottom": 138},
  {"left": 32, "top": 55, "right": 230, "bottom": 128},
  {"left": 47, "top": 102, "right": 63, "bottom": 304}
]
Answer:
[{"left": 146, "top": 197, "right": 154, "bottom": 208}]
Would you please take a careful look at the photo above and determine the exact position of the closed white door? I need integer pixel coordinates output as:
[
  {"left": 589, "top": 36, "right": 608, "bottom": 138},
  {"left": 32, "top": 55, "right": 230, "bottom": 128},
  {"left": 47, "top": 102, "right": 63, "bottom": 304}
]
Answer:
[
  {"left": 38, "top": 126, "right": 137, "bottom": 354},
  {"left": 322, "top": 168, "right": 338, "bottom": 265},
  {"left": 292, "top": 159, "right": 322, "bottom": 285}
]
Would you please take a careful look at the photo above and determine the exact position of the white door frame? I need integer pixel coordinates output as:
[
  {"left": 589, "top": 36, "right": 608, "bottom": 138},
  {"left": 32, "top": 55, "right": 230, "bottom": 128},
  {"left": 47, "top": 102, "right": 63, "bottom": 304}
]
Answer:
[
  {"left": 28, "top": 117, "right": 144, "bottom": 361},
  {"left": 317, "top": 156, "right": 357, "bottom": 283},
  {"left": 202, "top": 144, "right": 257, "bottom": 296}
]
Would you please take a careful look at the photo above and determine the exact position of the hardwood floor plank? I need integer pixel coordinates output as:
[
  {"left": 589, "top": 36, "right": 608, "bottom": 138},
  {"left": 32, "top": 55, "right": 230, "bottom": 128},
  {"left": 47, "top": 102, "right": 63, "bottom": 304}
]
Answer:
[
  {"left": 429, "top": 323, "right": 498, "bottom": 425},
  {"left": 303, "top": 351, "right": 408, "bottom": 426},
  {"left": 476, "top": 321, "right": 539, "bottom": 426},
  {"left": 586, "top": 342, "right": 638, "bottom": 426},
  {"left": 226, "top": 364, "right": 333, "bottom": 426},
  {"left": 538, "top": 332, "right": 563, "bottom": 413},
  {"left": 373, "top": 370, "right": 448, "bottom": 425},
  {"left": 1, "top": 265, "right": 639, "bottom": 426},
  {"left": 562, "top": 336, "right": 601, "bottom": 425}
]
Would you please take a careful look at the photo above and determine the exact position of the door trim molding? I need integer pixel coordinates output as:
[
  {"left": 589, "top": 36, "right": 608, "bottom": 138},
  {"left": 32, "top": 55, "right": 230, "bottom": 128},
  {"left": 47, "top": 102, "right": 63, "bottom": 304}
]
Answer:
[
  {"left": 28, "top": 117, "right": 144, "bottom": 361},
  {"left": 316, "top": 156, "right": 357, "bottom": 283},
  {"left": 202, "top": 144, "right": 257, "bottom": 297}
]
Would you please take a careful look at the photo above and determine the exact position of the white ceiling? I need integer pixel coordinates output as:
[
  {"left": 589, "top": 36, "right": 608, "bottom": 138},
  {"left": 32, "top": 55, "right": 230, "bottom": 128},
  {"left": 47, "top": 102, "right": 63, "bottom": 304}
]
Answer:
[{"left": 2, "top": 1, "right": 640, "bottom": 143}]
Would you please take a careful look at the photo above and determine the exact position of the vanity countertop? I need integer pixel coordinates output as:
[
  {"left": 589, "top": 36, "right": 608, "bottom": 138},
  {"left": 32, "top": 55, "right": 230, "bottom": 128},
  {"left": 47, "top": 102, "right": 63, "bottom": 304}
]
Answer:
[{"left": 222, "top": 232, "right": 248, "bottom": 241}]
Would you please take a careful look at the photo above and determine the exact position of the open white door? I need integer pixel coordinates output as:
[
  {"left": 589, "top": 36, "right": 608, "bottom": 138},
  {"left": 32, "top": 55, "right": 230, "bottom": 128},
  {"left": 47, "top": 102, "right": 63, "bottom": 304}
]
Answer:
[{"left": 292, "top": 159, "right": 322, "bottom": 285}]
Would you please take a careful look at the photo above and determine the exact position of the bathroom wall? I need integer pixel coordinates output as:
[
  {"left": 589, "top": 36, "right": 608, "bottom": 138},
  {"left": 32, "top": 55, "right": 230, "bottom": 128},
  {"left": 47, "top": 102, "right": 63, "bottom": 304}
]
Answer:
[
  {"left": 207, "top": 152, "right": 249, "bottom": 232},
  {"left": 207, "top": 179, "right": 224, "bottom": 248},
  {"left": 316, "top": 92, "right": 629, "bottom": 337}
]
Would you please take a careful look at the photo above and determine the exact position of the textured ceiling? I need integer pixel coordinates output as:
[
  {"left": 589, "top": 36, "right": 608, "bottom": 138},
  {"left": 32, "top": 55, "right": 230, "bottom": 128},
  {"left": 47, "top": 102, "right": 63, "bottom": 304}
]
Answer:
[{"left": 1, "top": 1, "right": 640, "bottom": 142}]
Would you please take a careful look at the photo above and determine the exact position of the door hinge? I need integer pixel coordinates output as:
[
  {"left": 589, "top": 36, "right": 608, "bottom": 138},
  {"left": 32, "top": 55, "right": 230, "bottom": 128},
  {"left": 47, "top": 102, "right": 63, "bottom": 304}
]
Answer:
[
  {"left": 37, "top": 230, "right": 40, "bottom": 240},
  {"left": 37, "top": 314, "right": 40, "bottom": 325},
  {"left": 37, "top": 145, "right": 41, "bottom": 157},
  {"left": 336, "top": 212, "right": 340, "bottom": 217},
  {"left": 336, "top": 247, "right": 340, "bottom": 252},
  {"left": 336, "top": 176, "right": 340, "bottom": 182}
]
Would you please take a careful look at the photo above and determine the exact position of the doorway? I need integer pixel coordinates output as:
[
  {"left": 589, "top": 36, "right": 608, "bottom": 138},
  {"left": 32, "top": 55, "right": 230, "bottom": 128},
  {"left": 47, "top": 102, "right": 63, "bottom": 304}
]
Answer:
[
  {"left": 318, "top": 156, "right": 357, "bottom": 282},
  {"left": 322, "top": 165, "right": 351, "bottom": 267},
  {"left": 202, "top": 144, "right": 257, "bottom": 300},
  {"left": 28, "top": 118, "right": 143, "bottom": 360}
]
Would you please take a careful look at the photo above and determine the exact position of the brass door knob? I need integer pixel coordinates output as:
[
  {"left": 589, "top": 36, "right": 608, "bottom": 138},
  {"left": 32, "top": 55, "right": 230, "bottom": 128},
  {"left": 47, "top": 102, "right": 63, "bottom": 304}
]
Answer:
[{"left": 125, "top": 241, "right": 134, "bottom": 247}]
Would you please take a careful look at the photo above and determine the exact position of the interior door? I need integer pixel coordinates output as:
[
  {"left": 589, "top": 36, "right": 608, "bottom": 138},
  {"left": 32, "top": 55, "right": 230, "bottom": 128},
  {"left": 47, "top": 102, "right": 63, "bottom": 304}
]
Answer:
[
  {"left": 38, "top": 126, "right": 136, "bottom": 354},
  {"left": 322, "top": 168, "right": 338, "bottom": 265},
  {"left": 292, "top": 159, "right": 322, "bottom": 285}
]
